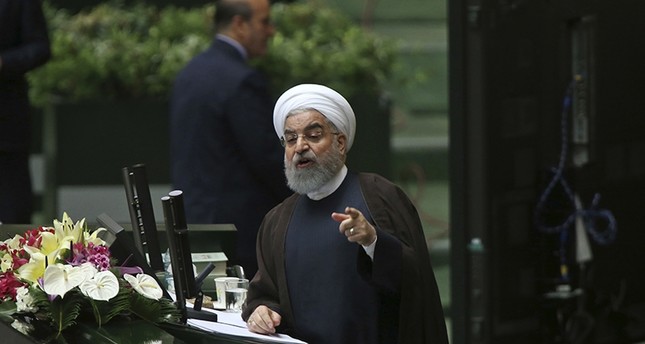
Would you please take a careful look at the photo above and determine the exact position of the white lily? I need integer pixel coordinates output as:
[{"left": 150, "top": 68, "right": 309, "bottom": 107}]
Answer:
[
  {"left": 16, "top": 255, "right": 47, "bottom": 284},
  {"left": 83, "top": 227, "right": 107, "bottom": 246},
  {"left": 4, "top": 234, "right": 24, "bottom": 250},
  {"left": 124, "top": 273, "right": 163, "bottom": 300},
  {"left": 17, "top": 247, "right": 61, "bottom": 284},
  {"left": 18, "top": 230, "right": 69, "bottom": 284},
  {"left": 37, "top": 231, "right": 63, "bottom": 257},
  {"left": 53, "top": 212, "right": 85, "bottom": 245},
  {"left": 1, "top": 253, "right": 13, "bottom": 273},
  {"left": 42, "top": 263, "right": 88, "bottom": 298},
  {"left": 79, "top": 270, "right": 119, "bottom": 301}
]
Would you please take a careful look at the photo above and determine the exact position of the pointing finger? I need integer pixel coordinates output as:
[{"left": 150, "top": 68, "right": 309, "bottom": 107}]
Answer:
[{"left": 345, "top": 207, "right": 362, "bottom": 219}]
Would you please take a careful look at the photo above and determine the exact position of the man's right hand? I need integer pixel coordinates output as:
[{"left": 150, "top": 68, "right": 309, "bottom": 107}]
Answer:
[{"left": 246, "top": 305, "right": 281, "bottom": 334}]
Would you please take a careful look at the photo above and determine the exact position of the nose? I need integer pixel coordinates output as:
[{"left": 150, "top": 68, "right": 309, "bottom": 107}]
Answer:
[{"left": 294, "top": 136, "right": 310, "bottom": 153}]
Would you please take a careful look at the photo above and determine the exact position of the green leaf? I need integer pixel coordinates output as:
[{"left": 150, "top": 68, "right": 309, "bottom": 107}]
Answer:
[
  {"left": 30, "top": 286, "right": 54, "bottom": 321},
  {"left": 88, "top": 286, "right": 130, "bottom": 326},
  {"left": 128, "top": 292, "right": 181, "bottom": 324},
  {"left": 48, "top": 291, "right": 83, "bottom": 337},
  {"left": 0, "top": 300, "right": 17, "bottom": 320}
]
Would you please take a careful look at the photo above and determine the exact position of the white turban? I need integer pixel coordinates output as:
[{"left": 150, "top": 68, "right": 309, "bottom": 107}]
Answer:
[{"left": 273, "top": 84, "right": 356, "bottom": 152}]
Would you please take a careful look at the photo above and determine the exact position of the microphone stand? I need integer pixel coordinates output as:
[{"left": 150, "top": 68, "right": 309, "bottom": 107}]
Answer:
[
  {"left": 162, "top": 190, "right": 218, "bottom": 323},
  {"left": 193, "top": 262, "right": 216, "bottom": 311},
  {"left": 122, "top": 164, "right": 164, "bottom": 272}
]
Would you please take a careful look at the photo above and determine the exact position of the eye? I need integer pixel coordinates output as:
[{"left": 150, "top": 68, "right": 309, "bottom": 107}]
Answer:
[
  {"left": 282, "top": 133, "right": 298, "bottom": 146},
  {"left": 305, "top": 130, "right": 323, "bottom": 142}
]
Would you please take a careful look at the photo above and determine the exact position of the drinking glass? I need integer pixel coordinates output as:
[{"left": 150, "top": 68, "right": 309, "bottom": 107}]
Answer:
[{"left": 224, "top": 278, "right": 249, "bottom": 312}]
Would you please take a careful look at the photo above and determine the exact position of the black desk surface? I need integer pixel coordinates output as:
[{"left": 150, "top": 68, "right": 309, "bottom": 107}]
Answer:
[{"left": 0, "top": 317, "right": 289, "bottom": 344}]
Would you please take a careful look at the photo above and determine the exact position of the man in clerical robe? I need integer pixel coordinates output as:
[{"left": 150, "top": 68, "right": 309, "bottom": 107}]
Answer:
[{"left": 242, "top": 84, "right": 449, "bottom": 344}]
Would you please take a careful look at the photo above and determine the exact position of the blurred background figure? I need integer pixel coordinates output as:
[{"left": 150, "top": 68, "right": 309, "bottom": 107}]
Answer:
[
  {"left": 0, "top": 0, "right": 51, "bottom": 224},
  {"left": 170, "top": 0, "right": 291, "bottom": 277}
]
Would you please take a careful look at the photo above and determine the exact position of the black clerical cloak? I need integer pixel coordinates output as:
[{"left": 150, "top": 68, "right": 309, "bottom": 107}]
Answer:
[{"left": 243, "top": 173, "right": 449, "bottom": 344}]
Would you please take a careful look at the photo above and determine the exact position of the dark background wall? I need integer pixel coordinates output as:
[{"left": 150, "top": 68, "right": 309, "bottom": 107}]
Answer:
[{"left": 450, "top": 0, "right": 645, "bottom": 343}]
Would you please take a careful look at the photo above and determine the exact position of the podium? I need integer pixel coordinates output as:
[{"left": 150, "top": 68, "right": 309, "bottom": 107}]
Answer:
[{"left": 0, "top": 317, "right": 282, "bottom": 344}]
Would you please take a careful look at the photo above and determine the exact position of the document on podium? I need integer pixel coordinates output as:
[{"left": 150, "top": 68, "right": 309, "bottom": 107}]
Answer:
[{"left": 186, "top": 304, "right": 307, "bottom": 343}]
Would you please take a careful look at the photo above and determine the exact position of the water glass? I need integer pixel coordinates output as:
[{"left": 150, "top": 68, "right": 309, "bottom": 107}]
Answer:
[
  {"left": 214, "top": 277, "right": 239, "bottom": 309},
  {"left": 224, "top": 278, "right": 249, "bottom": 312}
]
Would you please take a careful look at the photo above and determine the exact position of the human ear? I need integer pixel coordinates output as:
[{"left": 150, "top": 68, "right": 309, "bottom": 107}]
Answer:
[
  {"left": 231, "top": 14, "right": 249, "bottom": 36},
  {"left": 337, "top": 133, "right": 347, "bottom": 154}
]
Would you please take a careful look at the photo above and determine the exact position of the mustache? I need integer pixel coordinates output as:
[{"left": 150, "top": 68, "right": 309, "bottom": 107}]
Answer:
[{"left": 292, "top": 151, "right": 317, "bottom": 164}]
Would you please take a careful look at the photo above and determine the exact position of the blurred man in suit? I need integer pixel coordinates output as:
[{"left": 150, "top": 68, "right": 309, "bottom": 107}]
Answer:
[
  {"left": 170, "top": 0, "right": 291, "bottom": 277},
  {"left": 0, "top": 0, "right": 51, "bottom": 224}
]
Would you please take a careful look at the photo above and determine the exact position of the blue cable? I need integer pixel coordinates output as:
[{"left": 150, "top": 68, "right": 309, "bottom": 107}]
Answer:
[{"left": 533, "top": 78, "right": 617, "bottom": 280}]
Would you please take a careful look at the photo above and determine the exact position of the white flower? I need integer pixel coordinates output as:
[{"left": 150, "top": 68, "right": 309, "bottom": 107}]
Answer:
[
  {"left": 15, "top": 286, "right": 38, "bottom": 313},
  {"left": 11, "top": 319, "right": 34, "bottom": 335},
  {"left": 79, "top": 270, "right": 119, "bottom": 301},
  {"left": 4, "top": 234, "right": 23, "bottom": 250},
  {"left": 124, "top": 273, "right": 163, "bottom": 300},
  {"left": 84, "top": 227, "right": 107, "bottom": 246},
  {"left": 19, "top": 240, "right": 62, "bottom": 284},
  {"left": 78, "top": 262, "right": 98, "bottom": 278},
  {"left": 43, "top": 263, "right": 88, "bottom": 298},
  {"left": 1, "top": 253, "right": 12, "bottom": 273},
  {"left": 53, "top": 212, "right": 85, "bottom": 245}
]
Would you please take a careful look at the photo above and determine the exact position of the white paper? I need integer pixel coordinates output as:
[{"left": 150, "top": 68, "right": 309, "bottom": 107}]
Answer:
[{"left": 185, "top": 302, "right": 306, "bottom": 343}]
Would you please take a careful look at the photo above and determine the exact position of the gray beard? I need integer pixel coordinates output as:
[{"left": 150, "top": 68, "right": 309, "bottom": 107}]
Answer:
[{"left": 284, "top": 144, "right": 344, "bottom": 195}]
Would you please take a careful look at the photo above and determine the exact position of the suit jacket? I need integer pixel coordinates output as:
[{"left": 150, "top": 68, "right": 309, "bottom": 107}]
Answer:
[
  {"left": 170, "top": 38, "right": 292, "bottom": 274},
  {"left": 243, "top": 173, "right": 449, "bottom": 344},
  {"left": 0, "top": 0, "right": 51, "bottom": 152}
]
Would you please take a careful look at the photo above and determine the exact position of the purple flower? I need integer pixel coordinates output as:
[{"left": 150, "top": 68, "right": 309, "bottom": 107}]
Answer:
[{"left": 67, "top": 242, "right": 111, "bottom": 271}]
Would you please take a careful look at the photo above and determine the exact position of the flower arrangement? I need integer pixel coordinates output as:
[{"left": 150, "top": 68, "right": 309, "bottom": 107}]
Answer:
[{"left": 0, "top": 213, "right": 180, "bottom": 339}]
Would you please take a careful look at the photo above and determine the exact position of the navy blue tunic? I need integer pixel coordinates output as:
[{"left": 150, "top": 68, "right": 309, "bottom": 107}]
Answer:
[{"left": 285, "top": 173, "right": 395, "bottom": 343}]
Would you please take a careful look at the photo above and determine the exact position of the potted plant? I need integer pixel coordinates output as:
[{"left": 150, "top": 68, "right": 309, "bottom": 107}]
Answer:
[
  {"left": 28, "top": 1, "right": 397, "bottom": 220},
  {"left": 29, "top": 1, "right": 396, "bottom": 104},
  {"left": 29, "top": 2, "right": 214, "bottom": 105},
  {"left": 256, "top": 2, "right": 396, "bottom": 98}
]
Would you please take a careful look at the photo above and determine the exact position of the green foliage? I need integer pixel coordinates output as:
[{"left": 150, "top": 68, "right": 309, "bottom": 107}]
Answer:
[
  {"left": 46, "top": 291, "right": 83, "bottom": 338},
  {"left": 0, "top": 300, "right": 16, "bottom": 320},
  {"left": 128, "top": 292, "right": 181, "bottom": 324},
  {"left": 28, "top": 0, "right": 396, "bottom": 106},
  {"left": 29, "top": 1, "right": 213, "bottom": 106},
  {"left": 257, "top": 2, "right": 397, "bottom": 97},
  {"left": 87, "top": 284, "right": 130, "bottom": 326},
  {"left": 24, "top": 276, "right": 179, "bottom": 336}
]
